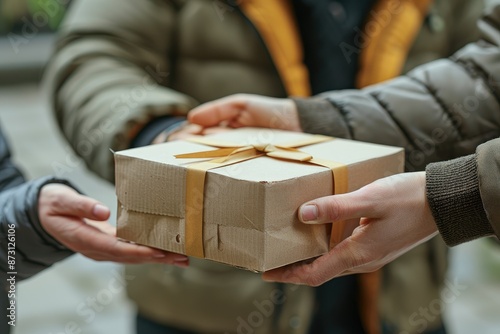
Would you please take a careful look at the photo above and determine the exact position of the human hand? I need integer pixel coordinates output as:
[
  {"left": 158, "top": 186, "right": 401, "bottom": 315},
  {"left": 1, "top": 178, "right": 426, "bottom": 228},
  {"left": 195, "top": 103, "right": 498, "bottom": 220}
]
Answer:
[
  {"left": 152, "top": 122, "right": 231, "bottom": 143},
  {"left": 188, "top": 94, "right": 302, "bottom": 131},
  {"left": 38, "top": 183, "right": 189, "bottom": 267},
  {"left": 262, "top": 172, "right": 438, "bottom": 286}
]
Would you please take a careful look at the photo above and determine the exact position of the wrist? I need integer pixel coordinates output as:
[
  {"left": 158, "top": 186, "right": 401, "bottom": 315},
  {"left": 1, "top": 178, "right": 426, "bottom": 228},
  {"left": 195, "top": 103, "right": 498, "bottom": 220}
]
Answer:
[
  {"left": 152, "top": 120, "right": 188, "bottom": 144},
  {"left": 284, "top": 99, "right": 302, "bottom": 132},
  {"left": 131, "top": 117, "right": 186, "bottom": 147},
  {"left": 262, "top": 98, "right": 302, "bottom": 131},
  {"left": 292, "top": 97, "right": 347, "bottom": 137}
]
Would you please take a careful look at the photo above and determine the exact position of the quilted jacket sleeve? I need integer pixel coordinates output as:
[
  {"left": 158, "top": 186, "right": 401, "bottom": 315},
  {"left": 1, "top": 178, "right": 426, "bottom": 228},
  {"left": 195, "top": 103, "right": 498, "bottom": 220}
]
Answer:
[
  {"left": 294, "top": 2, "right": 500, "bottom": 172},
  {"left": 44, "top": 0, "right": 198, "bottom": 181}
]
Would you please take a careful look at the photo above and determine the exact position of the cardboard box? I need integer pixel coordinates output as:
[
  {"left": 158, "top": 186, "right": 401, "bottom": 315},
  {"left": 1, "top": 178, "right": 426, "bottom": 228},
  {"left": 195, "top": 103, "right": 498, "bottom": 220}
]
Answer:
[{"left": 115, "top": 128, "right": 404, "bottom": 272}]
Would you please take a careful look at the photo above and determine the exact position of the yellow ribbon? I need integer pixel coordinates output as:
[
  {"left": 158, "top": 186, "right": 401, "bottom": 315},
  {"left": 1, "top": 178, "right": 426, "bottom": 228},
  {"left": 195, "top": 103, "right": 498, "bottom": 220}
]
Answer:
[{"left": 175, "top": 135, "right": 348, "bottom": 258}]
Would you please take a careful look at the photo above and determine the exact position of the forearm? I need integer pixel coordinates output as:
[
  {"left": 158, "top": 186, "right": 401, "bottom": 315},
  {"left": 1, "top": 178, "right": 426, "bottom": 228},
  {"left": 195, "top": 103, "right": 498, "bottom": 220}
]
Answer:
[
  {"left": 293, "top": 4, "right": 500, "bottom": 172},
  {"left": 294, "top": 60, "right": 500, "bottom": 171}
]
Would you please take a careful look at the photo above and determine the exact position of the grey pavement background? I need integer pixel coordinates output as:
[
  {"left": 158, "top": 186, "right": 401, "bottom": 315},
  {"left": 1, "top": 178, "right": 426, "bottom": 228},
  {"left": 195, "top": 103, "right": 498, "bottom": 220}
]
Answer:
[{"left": 1, "top": 84, "right": 500, "bottom": 333}]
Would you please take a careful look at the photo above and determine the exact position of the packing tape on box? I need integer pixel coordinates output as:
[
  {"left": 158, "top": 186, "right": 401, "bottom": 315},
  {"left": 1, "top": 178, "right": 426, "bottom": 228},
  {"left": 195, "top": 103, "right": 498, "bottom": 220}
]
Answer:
[{"left": 175, "top": 135, "right": 348, "bottom": 258}]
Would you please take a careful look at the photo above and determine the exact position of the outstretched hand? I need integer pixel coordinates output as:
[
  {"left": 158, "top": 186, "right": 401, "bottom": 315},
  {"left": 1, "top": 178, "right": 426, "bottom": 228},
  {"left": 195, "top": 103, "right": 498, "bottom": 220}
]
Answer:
[
  {"left": 38, "top": 184, "right": 189, "bottom": 267},
  {"left": 263, "top": 172, "right": 438, "bottom": 286},
  {"left": 188, "top": 94, "right": 302, "bottom": 131}
]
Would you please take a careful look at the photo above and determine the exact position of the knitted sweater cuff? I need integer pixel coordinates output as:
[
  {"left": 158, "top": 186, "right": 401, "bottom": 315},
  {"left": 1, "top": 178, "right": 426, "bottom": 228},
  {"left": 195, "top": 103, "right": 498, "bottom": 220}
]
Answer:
[{"left": 426, "top": 154, "right": 493, "bottom": 246}]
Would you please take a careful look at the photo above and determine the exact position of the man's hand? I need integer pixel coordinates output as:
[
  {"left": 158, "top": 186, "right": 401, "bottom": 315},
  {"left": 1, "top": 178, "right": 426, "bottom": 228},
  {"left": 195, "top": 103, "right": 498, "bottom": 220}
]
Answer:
[
  {"left": 188, "top": 94, "right": 302, "bottom": 131},
  {"left": 38, "top": 184, "right": 189, "bottom": 267},
  {"left": 262, "top": 172, "right": 438, "bottom": 286}
]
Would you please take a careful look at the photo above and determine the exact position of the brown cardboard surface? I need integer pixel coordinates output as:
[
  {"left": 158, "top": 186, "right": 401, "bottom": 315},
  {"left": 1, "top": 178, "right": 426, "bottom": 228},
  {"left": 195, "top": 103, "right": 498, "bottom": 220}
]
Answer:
[{"left": 116, "top": 128, "right": 404, "bottom": 271}]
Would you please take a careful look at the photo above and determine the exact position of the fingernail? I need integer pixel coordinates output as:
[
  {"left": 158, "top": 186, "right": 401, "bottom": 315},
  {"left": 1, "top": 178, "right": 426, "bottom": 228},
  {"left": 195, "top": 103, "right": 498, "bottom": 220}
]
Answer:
[
  {"left": 93, "top": 204, "right": 109, "bottom": 217},
  {"left": 300, "top": 204, "right": 318, "bottom": 223},
  {"left": 152, "top": 253, "right": 167, "bottom": 258},
  {"left": 173, "top": 255, "right": 189, "bottom": 262}
]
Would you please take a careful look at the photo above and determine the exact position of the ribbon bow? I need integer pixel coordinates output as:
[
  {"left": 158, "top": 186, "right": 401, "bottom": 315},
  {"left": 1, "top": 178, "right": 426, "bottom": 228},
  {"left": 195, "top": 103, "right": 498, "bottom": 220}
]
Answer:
[
  {"left": 175, "top": 135, "right": 348, "bottom": 258},
  {"left": 177, "top": 141, "right": 315, "bottom": 163}
]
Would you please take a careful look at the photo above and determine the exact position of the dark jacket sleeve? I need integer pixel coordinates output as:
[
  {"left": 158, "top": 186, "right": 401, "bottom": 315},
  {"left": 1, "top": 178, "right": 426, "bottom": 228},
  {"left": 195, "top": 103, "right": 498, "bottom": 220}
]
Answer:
[
  {"left": 0, "top": 128, "right": 74, "bottom": 287},
  {"left": 294, "top": 3, "right": 500, "bottom": 172},
  {"left": 425, "top": 137, "right": 500, "bottom": 246}
]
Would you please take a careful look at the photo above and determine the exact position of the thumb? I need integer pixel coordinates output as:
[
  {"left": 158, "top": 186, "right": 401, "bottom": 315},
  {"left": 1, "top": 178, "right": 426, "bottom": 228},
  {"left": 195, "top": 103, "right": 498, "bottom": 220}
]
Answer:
[{"left": 299, "top": 191, "right": 376, "bottom": 224}]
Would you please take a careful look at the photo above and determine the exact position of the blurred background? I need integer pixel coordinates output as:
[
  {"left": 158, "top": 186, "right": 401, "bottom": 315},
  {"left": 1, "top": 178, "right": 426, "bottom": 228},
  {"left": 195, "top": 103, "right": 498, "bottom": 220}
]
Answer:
[
  {"left": 1, "top": 0, "right": 500, "bottom": 333},
  {"left": 0, "top": 0, "right": 68, "bottom": 85},
  {"left": 1, "top": 1, "right": 136, "bottom": 333}
]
